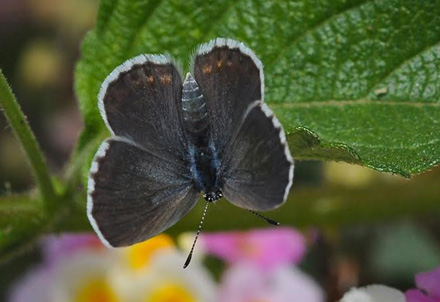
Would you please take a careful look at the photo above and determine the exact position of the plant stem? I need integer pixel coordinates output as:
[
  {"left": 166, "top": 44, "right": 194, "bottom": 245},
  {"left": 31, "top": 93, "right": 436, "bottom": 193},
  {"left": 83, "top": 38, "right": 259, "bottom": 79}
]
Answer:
[{"left": 0, "top": 69, "right": 57, "bottom": 214}]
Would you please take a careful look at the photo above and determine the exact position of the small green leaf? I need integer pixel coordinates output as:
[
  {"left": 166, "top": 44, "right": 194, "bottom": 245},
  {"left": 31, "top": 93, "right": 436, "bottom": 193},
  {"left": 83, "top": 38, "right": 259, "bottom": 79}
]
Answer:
[{"left": 75, "top": 0, "right": 440, "bottom": 176}]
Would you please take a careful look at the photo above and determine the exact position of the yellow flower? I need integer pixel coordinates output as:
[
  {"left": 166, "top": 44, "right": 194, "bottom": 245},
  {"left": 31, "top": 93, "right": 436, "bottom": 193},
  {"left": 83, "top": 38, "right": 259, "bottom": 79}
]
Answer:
[
  {"left": 145, "top": 283, "right": 196, "bottom": 302},
  {"left": 124, "top": 234, "right": 174, "bottom": 271},
  {"left": 75, "top": 277, "right": 119, "bottom": 302},
  {"left": 128, "top": 250, "right": 217, "bottom": 302}
]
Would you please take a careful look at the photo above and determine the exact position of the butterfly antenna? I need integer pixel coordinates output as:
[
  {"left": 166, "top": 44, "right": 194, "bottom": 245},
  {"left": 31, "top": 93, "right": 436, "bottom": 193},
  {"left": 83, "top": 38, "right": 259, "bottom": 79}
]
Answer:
[
  {"left": 184, "top": 202, "right": 209, "bottom": 268},
  {"left": 247, "top": 209, "right": 280, "bottom": 226}
]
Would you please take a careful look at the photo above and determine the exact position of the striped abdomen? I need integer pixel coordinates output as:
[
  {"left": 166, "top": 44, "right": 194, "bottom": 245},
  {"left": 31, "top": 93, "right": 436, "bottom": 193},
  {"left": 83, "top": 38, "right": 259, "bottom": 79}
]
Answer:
[
  {"left": 182, "top": 73, "right": 220, "bottom": 197},
  {"left": 182, "top": 73, "right": 209, "bottom": 139}
]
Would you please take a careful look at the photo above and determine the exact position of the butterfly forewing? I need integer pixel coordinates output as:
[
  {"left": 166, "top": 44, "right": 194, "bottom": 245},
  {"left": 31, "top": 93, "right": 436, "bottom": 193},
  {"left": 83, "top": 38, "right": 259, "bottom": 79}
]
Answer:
[
  {"left": 192, "top": 38, "right": 263, "bottom": 156},
  {"left": 99, "top": 55, "right": 188, "bottom": 161}
]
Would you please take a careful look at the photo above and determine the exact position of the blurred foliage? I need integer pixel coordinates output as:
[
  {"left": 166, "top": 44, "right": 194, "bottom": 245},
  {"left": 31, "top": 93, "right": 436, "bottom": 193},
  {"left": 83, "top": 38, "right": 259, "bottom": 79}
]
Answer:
[
  {"left": 0, "top": 0, "right": 440, "bottom": 300},
  {"left": 369, "top": 223, "right": 440, "bottom": 284}
]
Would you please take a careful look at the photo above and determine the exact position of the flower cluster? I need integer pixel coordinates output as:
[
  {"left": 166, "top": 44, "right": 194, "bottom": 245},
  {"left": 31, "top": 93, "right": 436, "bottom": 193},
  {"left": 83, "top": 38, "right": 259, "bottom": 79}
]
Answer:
[
  {"left": 9, "top": 227, "right": 440, "bottom": 302},
  {"left": 9, "top": 233, "right": 216, "bottom": 302},
  {"left": 9, "top": 227, "right": 324, "bottom": 302}
]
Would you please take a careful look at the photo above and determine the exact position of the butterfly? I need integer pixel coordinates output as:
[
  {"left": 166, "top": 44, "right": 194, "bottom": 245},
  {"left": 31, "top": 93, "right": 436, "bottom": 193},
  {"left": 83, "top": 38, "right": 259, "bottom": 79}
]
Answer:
[{"left": 87, "top": 38, "right": 294, "bottom": 252}]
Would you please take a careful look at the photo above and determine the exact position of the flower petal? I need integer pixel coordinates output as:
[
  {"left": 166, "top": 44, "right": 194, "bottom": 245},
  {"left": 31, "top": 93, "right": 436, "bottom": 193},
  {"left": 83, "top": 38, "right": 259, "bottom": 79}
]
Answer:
[
  {"left": 217, "top": 264, "right": 268, "bottom": 302},
  {"left": 123, "top": 234, "right": 174, "bottom": 270},
  {"left": 272, "top": 266, "right": 325, "bottom": 302},
  {"left": 48, "top": 250, "right": 122, "bottom": 302},
  {"left": 202, "top": 227, "right": 305, "bottom": 269},
  {"left": 340, "top": 285, "right": 405, "bottom": 302},
  {"left": 248, "top": 227, "right": 306, "bottom": 268},
  {"left": 8, "top": 266, "right": 51, "bottom": 302},
  {"left": 218, "top": 264, "right": 324, "bottom": 302},
  {"left": 415, "top": 267, "right": 440, "bottom": 299},
  {"left": 127, "top": 250, "right": 217, "bottom": 302},
  {"left": 405, "top": 289, "right": 439, "bottom": 302},
  {"left": 42, "top": 233, "right": 104, "bottom": 265}
]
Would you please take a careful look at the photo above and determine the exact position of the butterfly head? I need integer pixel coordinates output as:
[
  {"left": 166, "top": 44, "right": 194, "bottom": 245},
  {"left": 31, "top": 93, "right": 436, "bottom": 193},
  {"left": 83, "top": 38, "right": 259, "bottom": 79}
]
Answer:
[{"left": 203, "top": 188, "right": 223, "bottom": 203}]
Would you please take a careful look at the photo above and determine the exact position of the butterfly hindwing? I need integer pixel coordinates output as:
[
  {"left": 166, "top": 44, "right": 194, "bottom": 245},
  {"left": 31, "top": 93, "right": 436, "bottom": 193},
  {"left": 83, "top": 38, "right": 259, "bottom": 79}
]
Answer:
[
  {"left": 88, "top": 137, "right": 199, "bottom": 247},
  {"left": 219, "top": 101, "right": 294, "bottom": 211},
  {"left": 192, "top": 38, "right": 263, "bottom": 155}
]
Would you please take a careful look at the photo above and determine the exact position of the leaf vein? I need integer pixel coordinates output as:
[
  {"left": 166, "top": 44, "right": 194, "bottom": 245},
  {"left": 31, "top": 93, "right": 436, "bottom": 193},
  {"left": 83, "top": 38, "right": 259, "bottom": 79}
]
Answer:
[
  {"left": 194, "top": 0, "right": 243, "bottom": 47},
  {"left": 126, "top": 0, "right": 167, "bottom": 54},
  {"left": 348, "top": 139, "right": 440, "bottom": 150},
  {"left": 267, "top": 0, "right": 373, "bottom": 66},
  {"left": 364, "top": 41, "right": 440, "bottom": 96},
  {"left": 273, "top": 99, "right": 440, "bottom": 109}
]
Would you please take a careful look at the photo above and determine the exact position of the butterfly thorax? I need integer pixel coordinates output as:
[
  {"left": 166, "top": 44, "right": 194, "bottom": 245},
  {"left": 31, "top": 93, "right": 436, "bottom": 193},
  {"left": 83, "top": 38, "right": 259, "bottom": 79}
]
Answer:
[{"left": 182, "top": 73, "right": 222, "bottom": 202}]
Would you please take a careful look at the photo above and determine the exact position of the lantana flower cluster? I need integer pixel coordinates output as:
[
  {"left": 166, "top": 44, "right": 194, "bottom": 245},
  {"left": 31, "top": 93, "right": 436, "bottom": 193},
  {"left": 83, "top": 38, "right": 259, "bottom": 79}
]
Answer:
[
  {"left": 8, "top": 228, "right": 439, "bottom": 302},
  {"left": 8, "top": 228, "right": 323, "bottom": 302}
]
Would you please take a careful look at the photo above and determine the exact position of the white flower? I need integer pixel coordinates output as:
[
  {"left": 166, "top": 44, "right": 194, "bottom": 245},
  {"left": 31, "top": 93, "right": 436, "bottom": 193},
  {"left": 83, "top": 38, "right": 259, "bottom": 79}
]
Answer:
[
  {"left": 8, "top": 233, "right": 216, "bottom": 302},
  {"left": 127, "top": 250, "right": 217, "bottom": 302},
  {"left": 48, "top": 250, "right": 124, "bottom": 302},
  {"left": 340, "top": 285, "right": 405, "bottom": 302}
]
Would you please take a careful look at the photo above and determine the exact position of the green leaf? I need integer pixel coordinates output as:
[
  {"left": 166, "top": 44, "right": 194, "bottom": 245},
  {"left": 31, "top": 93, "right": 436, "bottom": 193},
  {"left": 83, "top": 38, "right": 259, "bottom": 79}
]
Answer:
[{"left": 75, "top": 0, "right": 440, "bottom": 176}]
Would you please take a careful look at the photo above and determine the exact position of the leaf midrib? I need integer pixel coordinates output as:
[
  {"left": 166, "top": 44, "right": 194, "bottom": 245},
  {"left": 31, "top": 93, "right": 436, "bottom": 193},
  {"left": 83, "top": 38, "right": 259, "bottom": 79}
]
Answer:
[
  {"left": 272, "top": 99, "right": 440, "bottom": 109},
  {"left": 348, "top": 140, "right": 440, "bottom": 150}
]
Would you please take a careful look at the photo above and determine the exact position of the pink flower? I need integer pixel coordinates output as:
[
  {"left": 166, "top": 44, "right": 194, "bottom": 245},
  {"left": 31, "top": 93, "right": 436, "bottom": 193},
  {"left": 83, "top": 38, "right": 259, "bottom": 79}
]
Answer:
[
  {"left": 217, "top": 263, "right": 324, "bottom": 302},
  {"left": 201, "top": 227, "right": 305, "bottom": 270},
  {"left": 42, "top": 233, "right": 104, "bottom": 265},
  {"left": 406, "top": 266, "right": 440, "bottom": 302},
  {"left": 8, "top": 266, "right": 51, "bottom": 302}
]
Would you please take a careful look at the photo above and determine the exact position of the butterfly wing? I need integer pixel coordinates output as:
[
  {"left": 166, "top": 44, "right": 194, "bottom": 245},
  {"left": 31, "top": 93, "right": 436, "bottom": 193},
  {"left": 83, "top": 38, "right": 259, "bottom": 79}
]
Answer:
[
  {"left": 191, "top": 38, "right": 263, "bottom": 155},
  {"left": 90, "top": 55, "right": 198, "bottom": 247},
  {"left": 219, "top": 101, "right": 294, "bottom": 211},
  {"left": 192, "top": 39, "right": 293, "bottom": 210},
  {"left": 99, "top": 54, "right": 188, "bottom": 162},
  {"left": 88, "top": 137, "right": 199, "bottom": 247}
]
